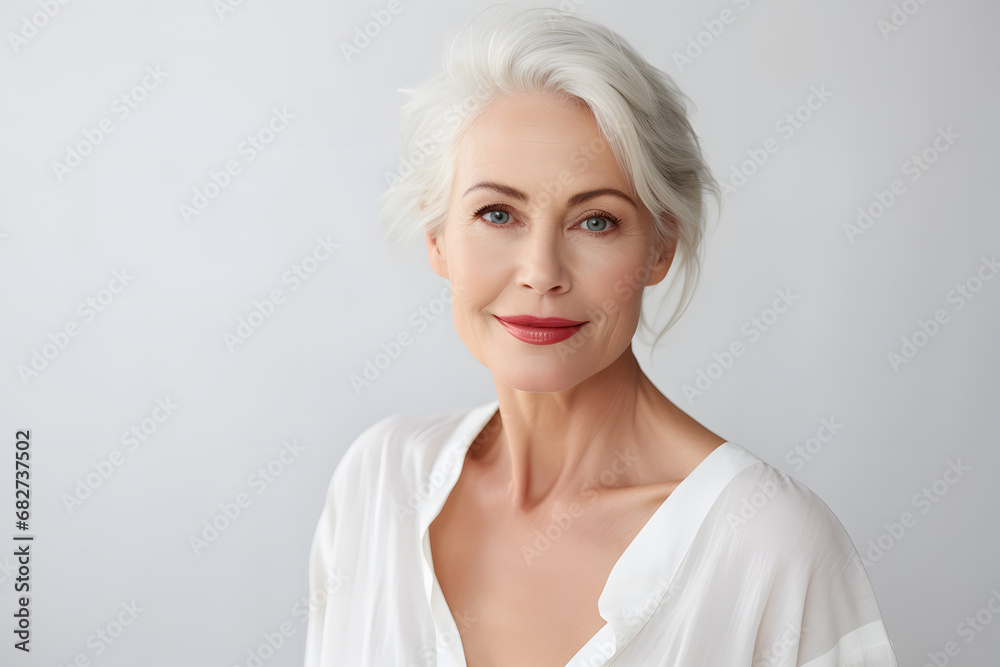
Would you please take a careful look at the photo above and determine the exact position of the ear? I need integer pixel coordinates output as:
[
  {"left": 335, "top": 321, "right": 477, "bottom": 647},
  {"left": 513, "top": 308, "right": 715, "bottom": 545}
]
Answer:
[
  {"left": 421, "top": 201, "right": 450, "bottom": 279},
  {"left": 425, "top": 228, "right": 449, "bottom": 279},
  {"left": 645, "top": 238, "right": 676, "bottom": 287}
]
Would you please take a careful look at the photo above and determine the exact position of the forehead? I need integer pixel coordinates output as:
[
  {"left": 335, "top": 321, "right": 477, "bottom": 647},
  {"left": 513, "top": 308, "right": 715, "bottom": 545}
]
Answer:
[{"left": 453, "top": 94, "right": 629, "bottom": 194}]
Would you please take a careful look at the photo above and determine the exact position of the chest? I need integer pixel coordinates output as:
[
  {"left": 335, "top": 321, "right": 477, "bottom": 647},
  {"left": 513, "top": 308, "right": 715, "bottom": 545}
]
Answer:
[{"left": 428, "top": 479, "right": 667, "bottom": 666}]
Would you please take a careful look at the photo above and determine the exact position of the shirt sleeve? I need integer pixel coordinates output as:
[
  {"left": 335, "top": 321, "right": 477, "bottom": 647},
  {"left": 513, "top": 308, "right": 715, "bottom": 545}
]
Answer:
[
  {"left": 303, "top": 416, "right": 389, "bottom": 667},
  {"left": 793, "top": 500, "right": 897, "bottom": 666},
  {"left": 739, "top": 465, "right": 899, "bottom": 667},
  {"left": 303, "top": 444, "right": 348, "bottom": 667}
]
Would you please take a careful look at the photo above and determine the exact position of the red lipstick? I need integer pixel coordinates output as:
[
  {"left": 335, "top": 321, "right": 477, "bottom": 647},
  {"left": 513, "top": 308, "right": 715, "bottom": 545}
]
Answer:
[{"left": 493, "top": 314, "right": 587, "bottom": 345}]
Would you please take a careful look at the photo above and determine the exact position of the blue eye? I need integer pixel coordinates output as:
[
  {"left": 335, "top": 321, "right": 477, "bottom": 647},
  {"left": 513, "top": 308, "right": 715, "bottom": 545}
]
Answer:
[
  {"left": 581, "top": 216, "right": 610, "bottom": 232},
  {"left": 472, "top": 203, "right": 621, "bottom": 237},
  {"left": 484, "top": 210, "right": 510, "bottom": 224}
]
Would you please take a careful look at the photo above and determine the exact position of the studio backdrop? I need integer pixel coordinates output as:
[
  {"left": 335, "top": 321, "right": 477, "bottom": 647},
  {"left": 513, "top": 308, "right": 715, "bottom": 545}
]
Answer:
[{"left": 1, "top": 0, "right": 997, "bottom": 666}]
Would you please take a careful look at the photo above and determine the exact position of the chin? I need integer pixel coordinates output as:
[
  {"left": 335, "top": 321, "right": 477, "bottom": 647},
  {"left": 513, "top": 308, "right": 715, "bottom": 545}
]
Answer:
[
  {"left": 491, "top": 357, "right": 588, "bottom": 394},
  {"left": 499, "top": 375, "right": 581, "bottom": 394}
]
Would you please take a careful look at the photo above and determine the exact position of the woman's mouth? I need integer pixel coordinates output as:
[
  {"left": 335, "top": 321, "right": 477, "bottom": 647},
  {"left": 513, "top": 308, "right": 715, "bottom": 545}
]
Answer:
[{"left": 493, "top": 315, "right": 587, "bottom": 345}]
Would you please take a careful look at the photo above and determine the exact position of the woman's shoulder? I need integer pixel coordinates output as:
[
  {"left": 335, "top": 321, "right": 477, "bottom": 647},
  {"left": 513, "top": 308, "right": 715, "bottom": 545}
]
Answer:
[
  {"left": 698, "top": 446, "right": 895, "bottom": 665},
  {"left": 710, "top": 444, "right": 860, "bottom": 565},
  {"left": 330, "top": 400, "right": 493, "bottom": 492}
]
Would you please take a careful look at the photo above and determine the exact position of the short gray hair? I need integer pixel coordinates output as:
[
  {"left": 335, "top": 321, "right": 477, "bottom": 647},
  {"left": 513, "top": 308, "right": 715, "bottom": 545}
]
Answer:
[{"left": 379, "top": 4, "right": 721, "bottom": 348}]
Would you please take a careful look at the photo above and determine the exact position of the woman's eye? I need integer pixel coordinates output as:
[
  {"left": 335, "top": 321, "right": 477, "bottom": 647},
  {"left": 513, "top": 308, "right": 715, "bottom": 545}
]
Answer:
[
  {"left": 484, "top": 210, "right": 510, "bottom": 225},
  {"left": 581, "top": 216, "right": 610, "bottom": 232}
]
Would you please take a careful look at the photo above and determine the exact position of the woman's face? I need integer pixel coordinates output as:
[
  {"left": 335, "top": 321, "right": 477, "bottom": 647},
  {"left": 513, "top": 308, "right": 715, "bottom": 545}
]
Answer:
[{"left": 426, "top": 93, "right": 673, "bottom": 393}]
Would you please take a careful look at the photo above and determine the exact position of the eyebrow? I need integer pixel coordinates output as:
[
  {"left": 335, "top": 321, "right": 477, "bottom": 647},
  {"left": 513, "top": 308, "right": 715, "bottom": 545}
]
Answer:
[{"left": 462, "top": 181, "right": 637, "bottom": 209}]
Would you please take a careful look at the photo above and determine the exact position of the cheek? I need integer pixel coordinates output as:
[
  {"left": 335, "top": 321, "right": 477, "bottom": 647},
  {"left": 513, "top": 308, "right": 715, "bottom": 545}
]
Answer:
[
  {"left": 583, "top": 251, "right": 649, "bottom": 331},
  {"left": 445, "top": 233, "right": 508, "bottom": 304},
  {"left": 444, "top": 242, "right": 503, "bottom": 334}
]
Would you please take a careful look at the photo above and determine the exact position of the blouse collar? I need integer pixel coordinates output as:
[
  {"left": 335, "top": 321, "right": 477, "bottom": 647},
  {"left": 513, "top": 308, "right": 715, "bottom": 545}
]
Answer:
[{"left": 416, "top": 398, "right": 762, "bottom": 664}]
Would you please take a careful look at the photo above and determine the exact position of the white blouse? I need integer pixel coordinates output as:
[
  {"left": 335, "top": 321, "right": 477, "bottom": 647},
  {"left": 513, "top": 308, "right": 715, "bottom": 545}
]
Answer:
[{"left": 305, "top": 399, "right": 898, "bottom": 666}]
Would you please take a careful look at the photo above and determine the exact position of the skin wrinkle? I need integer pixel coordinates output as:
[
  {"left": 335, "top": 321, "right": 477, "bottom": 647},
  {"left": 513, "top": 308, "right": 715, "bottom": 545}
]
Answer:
[
  {"left": 462, "top": 181, "right": 639, "bottom": 210},
  {"left": 425, "top": 92, "right": 723, "bottom": 516}
]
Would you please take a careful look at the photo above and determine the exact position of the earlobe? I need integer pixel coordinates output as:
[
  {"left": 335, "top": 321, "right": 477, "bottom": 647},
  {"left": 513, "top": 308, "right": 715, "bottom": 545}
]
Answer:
[
  {"left": 646, "top": 241, "right": 675, "bottom": 286},
  {"left": 425, "top": 229, "right": 449, "bottom": 279}
]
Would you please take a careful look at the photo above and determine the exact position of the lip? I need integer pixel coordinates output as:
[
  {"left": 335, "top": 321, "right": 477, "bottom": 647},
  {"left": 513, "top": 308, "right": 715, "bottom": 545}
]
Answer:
[
  {"left": 495, "top": 315, "right": 587, "bottom": 327},
  {"left": 493, "top": 314, "right": 588, "bottom": 345}
]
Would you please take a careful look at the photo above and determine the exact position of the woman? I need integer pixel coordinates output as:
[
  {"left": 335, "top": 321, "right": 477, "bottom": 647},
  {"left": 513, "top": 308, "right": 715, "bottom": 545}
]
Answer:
[{"left": 306, "top": 6, "right": 897, "bottom": 666}]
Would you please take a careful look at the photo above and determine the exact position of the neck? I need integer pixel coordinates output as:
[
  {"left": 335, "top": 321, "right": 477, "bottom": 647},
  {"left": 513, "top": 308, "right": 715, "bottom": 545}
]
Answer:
[{"left": 479, "top": 345, "right": 677, "bottom": 513}]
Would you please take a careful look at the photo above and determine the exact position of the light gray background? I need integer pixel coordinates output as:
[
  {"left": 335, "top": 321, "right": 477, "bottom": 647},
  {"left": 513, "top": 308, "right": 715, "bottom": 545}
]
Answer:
[{"left": 1, "top": 0, "right": 997, "bottom": 665}]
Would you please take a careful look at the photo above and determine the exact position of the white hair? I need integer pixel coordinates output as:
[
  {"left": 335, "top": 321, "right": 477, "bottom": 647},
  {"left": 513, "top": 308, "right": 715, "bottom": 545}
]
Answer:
[{"left": 379, "top": 4, "right": 721, "bottom": 348}]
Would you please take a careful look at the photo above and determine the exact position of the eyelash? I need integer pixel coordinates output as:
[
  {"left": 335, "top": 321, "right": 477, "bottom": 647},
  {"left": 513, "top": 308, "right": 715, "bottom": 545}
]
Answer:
[{"left": 470, "top": 203, "right": 623, "bottom": 237}]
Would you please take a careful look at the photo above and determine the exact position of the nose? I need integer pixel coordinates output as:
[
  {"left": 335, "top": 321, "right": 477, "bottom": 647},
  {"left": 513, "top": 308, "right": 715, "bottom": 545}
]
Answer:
[{"left": 515, "top": 220, "right": 570, "bottom": 295}]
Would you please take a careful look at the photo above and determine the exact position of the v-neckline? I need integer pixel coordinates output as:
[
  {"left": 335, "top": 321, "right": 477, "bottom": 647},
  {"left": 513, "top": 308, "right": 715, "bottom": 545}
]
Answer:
[{"left": 418, "top": 399, "right": 751, "bottom": 667}]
